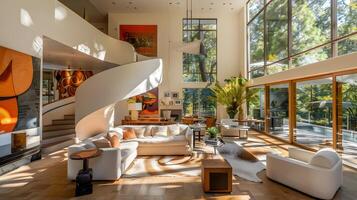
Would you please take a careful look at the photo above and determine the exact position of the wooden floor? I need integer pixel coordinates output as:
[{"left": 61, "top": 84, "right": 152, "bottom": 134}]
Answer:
[{"left": 0, "top": 131, "right": 356, "bottom": 200}]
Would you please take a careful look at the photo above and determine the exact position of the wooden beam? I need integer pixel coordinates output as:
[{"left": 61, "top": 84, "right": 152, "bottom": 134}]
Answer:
[
  {"left": 288, "top": 81, "right": 296, "bottom": 144},
  {"left": 264, "top": 85, "right": 270, "bottom": 134}
]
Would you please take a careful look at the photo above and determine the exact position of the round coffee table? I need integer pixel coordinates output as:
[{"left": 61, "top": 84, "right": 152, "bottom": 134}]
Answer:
[{"left": 70, "top": 148, "right": 102, "bottom": 196}]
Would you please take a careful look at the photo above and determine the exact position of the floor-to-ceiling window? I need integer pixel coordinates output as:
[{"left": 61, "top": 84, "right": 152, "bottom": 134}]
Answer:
[
  {"left": 336, "top": 73, "right": 357, "bottom": 166},
  {"left": 269, "top": 84, "right": 289, "bottom": 140},
  {"left": 183, "top": 19, "right": 217, "bottom": 83},
  {"left": 295, "top": 78, "right": 333, "bottom": 149},
  {"left": 182, "top": 88, "right": 216, "bottom": 117},
  {"left": 246, "top": 0, "right": 357, "bottom": 79},
  {"left": 247, "top": 86, "right": 265, "bottom": 131}
]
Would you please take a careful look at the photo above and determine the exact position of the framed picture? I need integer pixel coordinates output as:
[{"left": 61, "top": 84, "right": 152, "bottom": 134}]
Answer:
[
  {"left": 174, "top": 100, "right": 182, "bottom": 106},
  {"left": 119, "top": 25, "right": 157, "bottom": 57},
  {"left": 164, "top": 91, "right": 170, "bottom": 98},
  {"left": 171, "top": 92, "right": 179, "bottom": 99}
]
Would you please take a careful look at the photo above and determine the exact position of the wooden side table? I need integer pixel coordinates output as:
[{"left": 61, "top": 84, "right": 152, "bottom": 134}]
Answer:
[
  {"left": 201, "top": 159, "right": 232, "bottom": 193},
  {"left": 70, "top": 148, "right": 102, "bottom": 196}
]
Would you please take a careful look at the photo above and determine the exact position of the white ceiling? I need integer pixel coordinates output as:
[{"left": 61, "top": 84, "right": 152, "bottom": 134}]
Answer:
[
  {"left": 43, "top": 36, "right": 117, "bottom": 71},
  {"left": 89, "top": 0, "right": 245, "bottom": 14}
]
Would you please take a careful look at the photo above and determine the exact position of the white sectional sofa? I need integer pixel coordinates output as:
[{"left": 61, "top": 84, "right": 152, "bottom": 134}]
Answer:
[
  {"left": 67, "top": 124, "right": 193, "bottom": 180},
  {"left": 267, "top": 147, "right": 342, "bottom": 200}
]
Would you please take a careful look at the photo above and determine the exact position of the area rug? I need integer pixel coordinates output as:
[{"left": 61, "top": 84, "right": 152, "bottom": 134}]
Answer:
[
  {"left": 217, "top": 141, "right": 266, "bottom": 183},
  {"left": 123, "top": 154, "right": 205, "bottom": 178},
  {"left": 123, "top": 141, "right": 267, "bottom": 182}
]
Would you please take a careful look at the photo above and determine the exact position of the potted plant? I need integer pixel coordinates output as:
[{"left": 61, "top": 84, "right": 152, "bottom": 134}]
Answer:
[
  {"left": 207, "top": 127, "right": 219, "bottom": 140},
  {"left": 211, "top": 75, "right": 255, "bottom": 119}
]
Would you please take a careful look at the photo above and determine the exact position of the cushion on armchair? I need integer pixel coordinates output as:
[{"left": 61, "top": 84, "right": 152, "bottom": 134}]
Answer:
[{"left": 309, "top": 148, "right": 340, "bottom": 169}]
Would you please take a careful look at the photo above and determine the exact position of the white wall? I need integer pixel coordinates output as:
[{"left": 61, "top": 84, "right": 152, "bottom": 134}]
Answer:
[{"left": 108, "top": 8, "right": 245, "bottom": 121}]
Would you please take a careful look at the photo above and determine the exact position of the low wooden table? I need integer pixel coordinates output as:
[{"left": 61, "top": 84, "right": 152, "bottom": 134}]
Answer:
[
  {"left": 201, "top": 159, "right": 232, "bottom": 193},
  {"left": 70, "top": 148, "right": 102, "bottom": 196}
]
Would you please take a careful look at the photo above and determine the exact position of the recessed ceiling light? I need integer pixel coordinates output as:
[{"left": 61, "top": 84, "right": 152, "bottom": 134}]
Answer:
[
  {"left": 134, "top": 7, "right": 137, "bottom": 9},
  {"left": 209, "top": 7, "right": 212, "bottom": 10},
  {"left": 129, "top": 1, "right": 133, "bottom": 4},
  {"left": 112, "top": 1, "right": 116, "bottom": 5},
  {"left": 223, "top": 3, "right": 226, "bottom": 5},
  {"left": 210, "top": 2, "right": 214, "bottom": 5}
]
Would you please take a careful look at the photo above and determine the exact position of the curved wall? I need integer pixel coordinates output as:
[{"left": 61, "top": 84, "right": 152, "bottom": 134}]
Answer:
[
  {"left": 75, "top": 59, "right": 163, "bottom": 139},
  {"left": 0, "top": 0, "right": 135, "bottom": 64}
]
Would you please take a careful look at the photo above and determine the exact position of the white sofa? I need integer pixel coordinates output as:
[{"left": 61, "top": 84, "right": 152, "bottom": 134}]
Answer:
[
  {"left": 266, "top": 148, "right": 343, "bottom": 200},
  {"left": 220, "top": 119, "right": 239, "bottom": 137},
  {"left": 67, "top": 124, "right": 193, "bottom": 180}
]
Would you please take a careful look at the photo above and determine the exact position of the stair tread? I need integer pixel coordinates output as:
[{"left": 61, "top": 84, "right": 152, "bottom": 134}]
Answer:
[
  {"left": 43, "top": 128, "right": 75, "bottom": 133},
  {"left": 43, "top": 132, "right": 75, "bottom": 140},
  {"left": 41, "top": 138, "right": 74, "bottom": 148}
]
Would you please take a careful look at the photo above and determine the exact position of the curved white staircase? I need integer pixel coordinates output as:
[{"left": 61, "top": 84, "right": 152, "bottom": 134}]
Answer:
[{"left": 75, "top": 59, "right": 163, "bottom": 140}]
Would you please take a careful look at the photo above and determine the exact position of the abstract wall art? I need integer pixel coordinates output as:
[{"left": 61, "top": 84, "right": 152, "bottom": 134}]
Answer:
[
  {"left": 129, "top": 88, "right": 159, "bottom": 116},
  {"left": 54, "top": 70, "right": 93, "bottom": 99},
  {"left": 0, "top": 46, "right": 40, "bottom": 134},
  {"left": 119, "top": 25, "right": 158, "bottom": 57}
]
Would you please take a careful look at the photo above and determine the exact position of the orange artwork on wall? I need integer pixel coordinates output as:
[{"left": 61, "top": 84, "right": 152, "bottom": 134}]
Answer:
[
  {"left": 0, "top": 46, "right": 39, "bottom": 134},
  {"left": 120, "top": 25, "right": 158, "bottom": 57},
  {"left": 55, "top": 70, "right": 93, "bottom": 99}
]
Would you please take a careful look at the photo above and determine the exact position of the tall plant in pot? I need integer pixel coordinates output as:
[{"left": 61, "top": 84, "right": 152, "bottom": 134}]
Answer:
[{"left": 211, "top": 75, "right": 254, "bottom": 119}]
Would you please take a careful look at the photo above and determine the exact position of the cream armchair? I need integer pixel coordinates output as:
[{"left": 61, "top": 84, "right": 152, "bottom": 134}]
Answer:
[
  {"left": 266, "top": 148, "right": 342, "bottom": 200},
  {"left": 220, "top": 119, "right": 239, "bottom": 137}
]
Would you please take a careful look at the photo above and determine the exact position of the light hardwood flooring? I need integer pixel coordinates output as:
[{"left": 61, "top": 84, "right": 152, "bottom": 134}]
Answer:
[{"left": 0, "top": 131, "right": 356, "bottom": 200}]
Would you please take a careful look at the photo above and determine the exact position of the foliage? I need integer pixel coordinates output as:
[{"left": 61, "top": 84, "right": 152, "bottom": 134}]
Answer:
[
  {"left": 207, "top": 127, "right": 219, "bottom": 139},
  {"left": 183, "top": 19, "right": 217, "bottom": 83},
  {"left": 211, "top": 76, "right": 255, "bottom": 119},
  {"left": 182, "top": 88, "right": 216, "bottom": 117},
  {"left": 248, "top": 0, "right": 357, "bottom": 76}
]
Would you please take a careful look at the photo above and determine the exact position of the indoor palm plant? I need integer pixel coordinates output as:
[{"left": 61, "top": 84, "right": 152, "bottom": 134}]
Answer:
[{"left": 211, "top": 75, "right": 254, "bottom": 119}]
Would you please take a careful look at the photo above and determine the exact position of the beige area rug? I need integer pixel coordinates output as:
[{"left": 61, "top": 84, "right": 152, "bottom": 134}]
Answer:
[
  {"left": 123, "top": 139, "right": 275, "bottom": 182},
  {"left": 123, "top": 154, "right": 205, "bottom": 178}
]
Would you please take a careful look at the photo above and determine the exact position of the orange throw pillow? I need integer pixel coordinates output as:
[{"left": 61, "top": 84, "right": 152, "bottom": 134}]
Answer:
[
  {"left": 107, "top": 131, "right": 120, "bottom": 148},
  {"left": 123, "top": 128, "right": 137, "bottom": 140}
]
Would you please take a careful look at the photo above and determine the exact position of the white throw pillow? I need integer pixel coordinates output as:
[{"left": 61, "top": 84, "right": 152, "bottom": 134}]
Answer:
[
  {"left": 309, "top": 148, "right": 340, "bottom": 169},
  {"left": 178, "top": 124, "right": 189, "bottom": 135},
  {"left": 133, "top": 127, "right": 146, "bottom": 138},
  {"left": 167, "top": 124, "right": 180, "bottom": 136},
  {"left": 152, "top": 126, "right": 168, "bottom": 136},
  {"left": 144, "top": 126, "right": 154, "bottom": 137}
]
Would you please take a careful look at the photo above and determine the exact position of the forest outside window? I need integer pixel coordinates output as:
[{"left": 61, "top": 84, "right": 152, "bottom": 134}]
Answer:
[{"left": 183, "top": 19, "right": 217, "bottom": 83}]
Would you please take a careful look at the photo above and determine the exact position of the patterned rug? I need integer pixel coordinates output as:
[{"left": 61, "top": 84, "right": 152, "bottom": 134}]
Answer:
[{"left": 123, "top": 139, "right": 272, "bottom": 182}]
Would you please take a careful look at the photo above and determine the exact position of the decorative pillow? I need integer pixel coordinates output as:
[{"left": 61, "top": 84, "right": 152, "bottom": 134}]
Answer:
[
  {"left": 107, "top": 131, "right": 120, "bottom": 148},
  {"left": 152, "top": 126, "right": 168, "bottom": 136},
  {"left": 179, "top": 125, "right": 189, "bottom": 135},
  {"left": 144, "top": 126, "right": 153, "bottom": 137},
  {"left": 133, "top": 127, "right": 146, "bottom": 138},
  {"left": 309, "top": 148, "right": 340, "bottom": 169},
  {"left": 92, "top": 137, "right": 112, "bottom": 148},
  {"left": 123, "top": 128, "right": 137, "bottom": 140},
  {"left": 109, "top": 127, "right": 123, "bottom": 139},
  {"left": 167, "top": 124, "right": 180, "bottom": 136}
]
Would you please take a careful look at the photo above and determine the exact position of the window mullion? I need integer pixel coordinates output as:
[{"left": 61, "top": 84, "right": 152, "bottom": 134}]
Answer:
[
  {"left": 288, "top": 0, "right": 293, "bottom": 68},
  {"left": 331, "top": 0, "right": 338, "bottom": 57}
]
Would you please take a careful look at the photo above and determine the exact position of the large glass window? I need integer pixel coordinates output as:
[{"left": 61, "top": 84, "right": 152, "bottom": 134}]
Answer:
[
  {"left": 266, "top": 0, "right": 288, "bottom": 63},
  {"left": 248, "top": 12, "right": 264, "bottom": 78},
  {"left": 336, "top": 74, "right": 357, "bottom": 166},
  {"left": 269, "top": 84, "right": 289, "bottom": 140},
  {"left": 295, "top": 78, "right": 333, "bottom": 149},
  {"left": 292, "top": 0, "right": 331, "bottom": 54},
  {"left": 182, "top": 88, "right": 216, "bottom": 117},
  {"left": 248, "top": 86, "right": 265, "bottom": 131},
  {"left": 247, "top": 0, "right": 357, "bottom": 78},
  {"left": 183, "top": 19, "right": 217, "bottom": 83},
  {"left": 337, "top": 0, "right": 357, "bottom": 37}
]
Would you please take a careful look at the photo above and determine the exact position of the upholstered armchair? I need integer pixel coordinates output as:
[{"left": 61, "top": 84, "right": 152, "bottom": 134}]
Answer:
[
  {"left": 220, "top": 119, "right": 239, "bottom": 137},
  {"left": 267, "top": 148, "right": 342, "bottom": 200}
]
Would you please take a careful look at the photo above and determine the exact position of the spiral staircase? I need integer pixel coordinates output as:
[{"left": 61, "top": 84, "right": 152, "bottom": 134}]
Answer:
[{"left": 27, "top": 0, "right": 164, "bottom": 153}]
